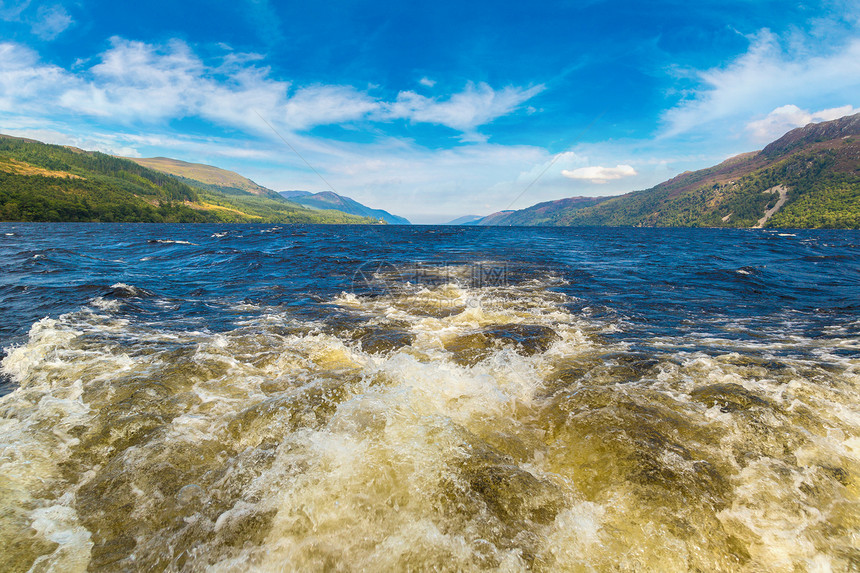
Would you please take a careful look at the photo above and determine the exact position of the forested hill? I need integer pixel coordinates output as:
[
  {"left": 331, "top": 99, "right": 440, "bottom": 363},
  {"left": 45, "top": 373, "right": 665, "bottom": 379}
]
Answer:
[
  {"left": 479, "top": 113, "right": 860, "bottom": 228},
  {"left": 0, "top": 135, "right": 377, "bottom": 224}
]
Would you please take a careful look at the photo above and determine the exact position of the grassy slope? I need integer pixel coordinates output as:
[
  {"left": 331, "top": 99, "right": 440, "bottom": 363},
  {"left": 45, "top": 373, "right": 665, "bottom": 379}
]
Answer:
[
  {"left": 483, "top": 197, "right": 609, "bottom": 226},
  {"left": 554, "top": 140, "right": 860, "bottom": 228},
  {"left": 483, "top": 114, "right": 860, "bottom": 229},
  {"left": 130, "top": 157, "right": 278, "bottom": 197},
  {"left": 128, "top": 157, "right": 381, "bottom": 224},
  {"left": 0, "top": 136, "right": 377, "bottom": 224}
]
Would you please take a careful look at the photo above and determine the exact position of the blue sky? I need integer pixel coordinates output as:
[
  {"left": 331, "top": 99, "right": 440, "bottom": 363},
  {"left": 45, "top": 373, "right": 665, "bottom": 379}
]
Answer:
[{"left": 1, "top": 0, "right": 858, "bottom": 223}]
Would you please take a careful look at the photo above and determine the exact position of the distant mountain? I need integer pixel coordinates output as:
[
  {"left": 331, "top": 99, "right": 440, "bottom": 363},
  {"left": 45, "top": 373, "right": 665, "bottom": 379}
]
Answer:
[
  {"left": 475, "top": 210, "right": 516, "bottom": 226},
  {"left": 444, "top": 215, "right": 484, "bottom": 225},
  {"left": 279, "top": 190, "right": 411, "bottom": 224},
  {"left": 0, "top": 135, "right": 378, "bottom": 224},
  {"left": 481, "top": 113, "right": 860, "bottom": 229},
  {"left": 475, "top": 198, "right": 609, "bottom": 226},
  {"left": 279, "top": 190, "right": 313, "bottom": 199}
]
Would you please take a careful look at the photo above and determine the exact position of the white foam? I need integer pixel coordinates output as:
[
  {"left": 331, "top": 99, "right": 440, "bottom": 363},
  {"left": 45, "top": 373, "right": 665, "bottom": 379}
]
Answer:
[
  {"left": 27, "top": 501, "right": 92, "bottom": 573},
  {"left": 0, "top": 276, "right": 857, "bottom": 570},
  {"left": 151, "top": 239, "right": 197, "bottom": 245},
  {"left": 89, "top": 297, "right": 120, "bottom": 311}
]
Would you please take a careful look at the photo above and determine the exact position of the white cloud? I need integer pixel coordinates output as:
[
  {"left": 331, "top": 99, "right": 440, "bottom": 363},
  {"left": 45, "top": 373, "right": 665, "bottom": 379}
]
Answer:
[
  {"left": 419, "top": 77, "right": 436, "bottom": 87},
  {"left": 561, "top": 164, "right": 637, "bottom": 184},
  {"left": 282, "top": 85, "right": 380, "bottom": 130},
  {"left": 0, "top": 43, "right": 74, "bottom": 111},
  {"left": 745, "top": 104, "right": 857, "bottom": 142},
  {"left": 384, "top": 82, "right": 545, "bottom": 133},
  {"left": 662, "top": 30, "right": 860, "bottom": 138},
  {"left": 0, "top": 38, "right": 543, "bottom": 150},
  {"left": 32, "top": 4, "right": 73, "bottom": 40}
]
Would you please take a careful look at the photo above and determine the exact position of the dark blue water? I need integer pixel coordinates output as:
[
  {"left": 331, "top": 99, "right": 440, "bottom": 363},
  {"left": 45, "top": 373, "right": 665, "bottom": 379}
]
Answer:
[
  {"left": 2, "top": 223, "right": 858, "bottom": 357},
  {"left": 1, "top": 223, "right": 859, "bottom": 571}
]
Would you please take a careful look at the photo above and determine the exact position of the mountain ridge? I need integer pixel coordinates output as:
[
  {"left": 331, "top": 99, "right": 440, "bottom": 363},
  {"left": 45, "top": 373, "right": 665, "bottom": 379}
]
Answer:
[
  {"left": 459, "top": 113, "right": 860, "bottom": 229},
  {"left": 128, "top": 157, "right": 285, "bottom": 200},
  {"left": 0, "top": 135, "right": 378, "bottom": 224},
  {"left": 279, "top": 190, "right": 411, "bottom": 225},
  {"left": 130, "top": 156, "right": 409, "bottom": 224}
]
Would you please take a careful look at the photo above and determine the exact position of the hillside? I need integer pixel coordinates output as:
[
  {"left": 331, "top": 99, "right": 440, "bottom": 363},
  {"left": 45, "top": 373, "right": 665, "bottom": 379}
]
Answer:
[
  {"left": 131, "top": 156, "right": 408, "bottom": 224},
  {"left": 444, "top": 215, "right": 484, "bottom": 225},
  {"left": 475, "top": 113, "right": 860, "bottom": 228},
  {"left": 477, "top": 197, "right": 609, "bottom": 226},
  {"left": 279, "top": 190, "right": 313, "bottom": 199},
  {"left": 281, "top": 191, "right": 410, "bottom": 224},
  {"left": 0, "top": 136, "right": 377, "bottom": 224},
  {"left": 129, "top": 157, "right": 283, "bottom": 199}
]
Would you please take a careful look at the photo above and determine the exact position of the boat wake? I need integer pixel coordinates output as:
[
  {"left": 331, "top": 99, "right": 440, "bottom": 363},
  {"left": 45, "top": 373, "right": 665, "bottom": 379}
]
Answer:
[{"left": 1, "top": 267, "right": 858, "bottom": 571}]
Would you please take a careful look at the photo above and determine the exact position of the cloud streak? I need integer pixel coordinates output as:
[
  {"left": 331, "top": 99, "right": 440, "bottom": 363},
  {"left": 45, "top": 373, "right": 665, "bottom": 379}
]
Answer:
[
  {"left": 662, "top": 30, "right": 860, "bottom": 137},
  {"left": 385, "top": 82, "right": 545, "bottom": 134},
  {"left": 0, "top": 38, "right": 542, "bottom": 137}
]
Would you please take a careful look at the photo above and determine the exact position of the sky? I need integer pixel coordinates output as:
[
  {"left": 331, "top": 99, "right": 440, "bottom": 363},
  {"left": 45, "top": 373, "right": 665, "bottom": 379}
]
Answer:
[{"left": 1, "top": 0, "right": 858, "bottom": 223}]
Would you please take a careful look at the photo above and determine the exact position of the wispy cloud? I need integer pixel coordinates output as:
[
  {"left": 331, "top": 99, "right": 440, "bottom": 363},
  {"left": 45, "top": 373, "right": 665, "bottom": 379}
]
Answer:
[
  {"left": 745, "top": 104, "right": 858, "bottom": 142},
  {"left": 562, "top": 164, "right": 637, "bottom": 184},
  {"left": 662, "top": 29, "right": 860, "bottom": 138},
  {"left": 0, "top": 37, "right": 551, "bottom": 222},
  {"left": 0, "top": 38, "right": 542, "bottom": 138},
  {"left": 282, "top": 85, "right": 379, "bottom": 130},
  {"left": 0, "top": 43, "right": 71, "bottom": 112},
  {"left": 0, "top": 0, "right": 32, "bottom": 22},
  {"left": 385, "top": 82, "right": 545, "bottom": 135},
  {"left": 31, "top": 4, "right": 73, "bottom": 40},
  {"left": 0, "top": 1, "right": 73, "bottom": 40}
]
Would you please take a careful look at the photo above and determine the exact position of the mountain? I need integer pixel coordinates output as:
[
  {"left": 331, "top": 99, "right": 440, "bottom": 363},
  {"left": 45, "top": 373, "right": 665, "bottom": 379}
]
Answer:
[
  {"left": 279, "top": 190, "right": 411, "bottom": 224},
  {"left": 0, "top": 135, "right": 378, "bottom": 224},
  {"left": 474, "top": 210, "right": 516, "bottom": 226},
  {"left": 467, "top": 197, "right": 609, "bottom": 226},
  {"left": 444, "top": 215, "right": 484, "bottom": 225},
  {"left": 128, "top": 159, "right": 409, "bottom": 224},
  {"left": 129, "top": 157, "right": 284, "bottom": 200},
  {"left": 480, "top": 113, "right": 860, "bottom": 229},
  {"left": 279, "top": 190, "right": 313, "bottom": 199}
]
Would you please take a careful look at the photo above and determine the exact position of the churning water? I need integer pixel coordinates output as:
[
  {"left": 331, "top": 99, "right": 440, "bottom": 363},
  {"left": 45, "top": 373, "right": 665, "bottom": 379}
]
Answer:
[{"left": 0, "top": 223, "right": 858, "bottom": 572}]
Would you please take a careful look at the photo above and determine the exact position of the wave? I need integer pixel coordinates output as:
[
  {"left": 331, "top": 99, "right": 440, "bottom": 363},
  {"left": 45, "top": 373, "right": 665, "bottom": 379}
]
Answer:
[
  {"left": 0, "top": 274, "right": 857, "bottom": 571},
  {"left": 147, "top": 239, "right": 198, "bottom": 246}
]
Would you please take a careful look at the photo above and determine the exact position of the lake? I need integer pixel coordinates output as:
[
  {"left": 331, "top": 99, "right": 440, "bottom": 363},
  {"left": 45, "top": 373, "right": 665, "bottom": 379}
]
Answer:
[{"left": 1, "top": 223, "right": 858, "bottom": 571}]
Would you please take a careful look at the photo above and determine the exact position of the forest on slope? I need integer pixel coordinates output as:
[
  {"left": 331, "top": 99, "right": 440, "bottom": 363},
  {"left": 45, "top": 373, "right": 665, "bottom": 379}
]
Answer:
[
  {"left": 477, "top": 113, "right": 860, "bottom": 229},
  {"left": 0, "top": 136, "right": 376, "bottom": 224}
]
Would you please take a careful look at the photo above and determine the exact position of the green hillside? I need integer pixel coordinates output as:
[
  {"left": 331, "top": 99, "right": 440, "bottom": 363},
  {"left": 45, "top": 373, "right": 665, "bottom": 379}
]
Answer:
[
  {"left": 130, "top": 157, "right": 282, "bottom": 198},
  {"left": 0, "top": 136, "right": 377, "bottom": 224},
  {"left": 483, "top": 113, "right": 860, "bottom": 229}
]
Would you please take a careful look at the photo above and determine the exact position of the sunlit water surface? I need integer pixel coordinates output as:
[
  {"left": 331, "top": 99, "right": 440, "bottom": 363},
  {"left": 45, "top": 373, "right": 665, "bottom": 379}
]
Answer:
[{"left": 0, "top": 223, "right": 858, "bottom": 572}]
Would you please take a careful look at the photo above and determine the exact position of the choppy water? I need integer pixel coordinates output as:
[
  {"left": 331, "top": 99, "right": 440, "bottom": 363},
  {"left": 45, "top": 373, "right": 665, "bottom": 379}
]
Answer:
[{"left": 1, "top": 223, "right": 859, "bottom": 572}]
